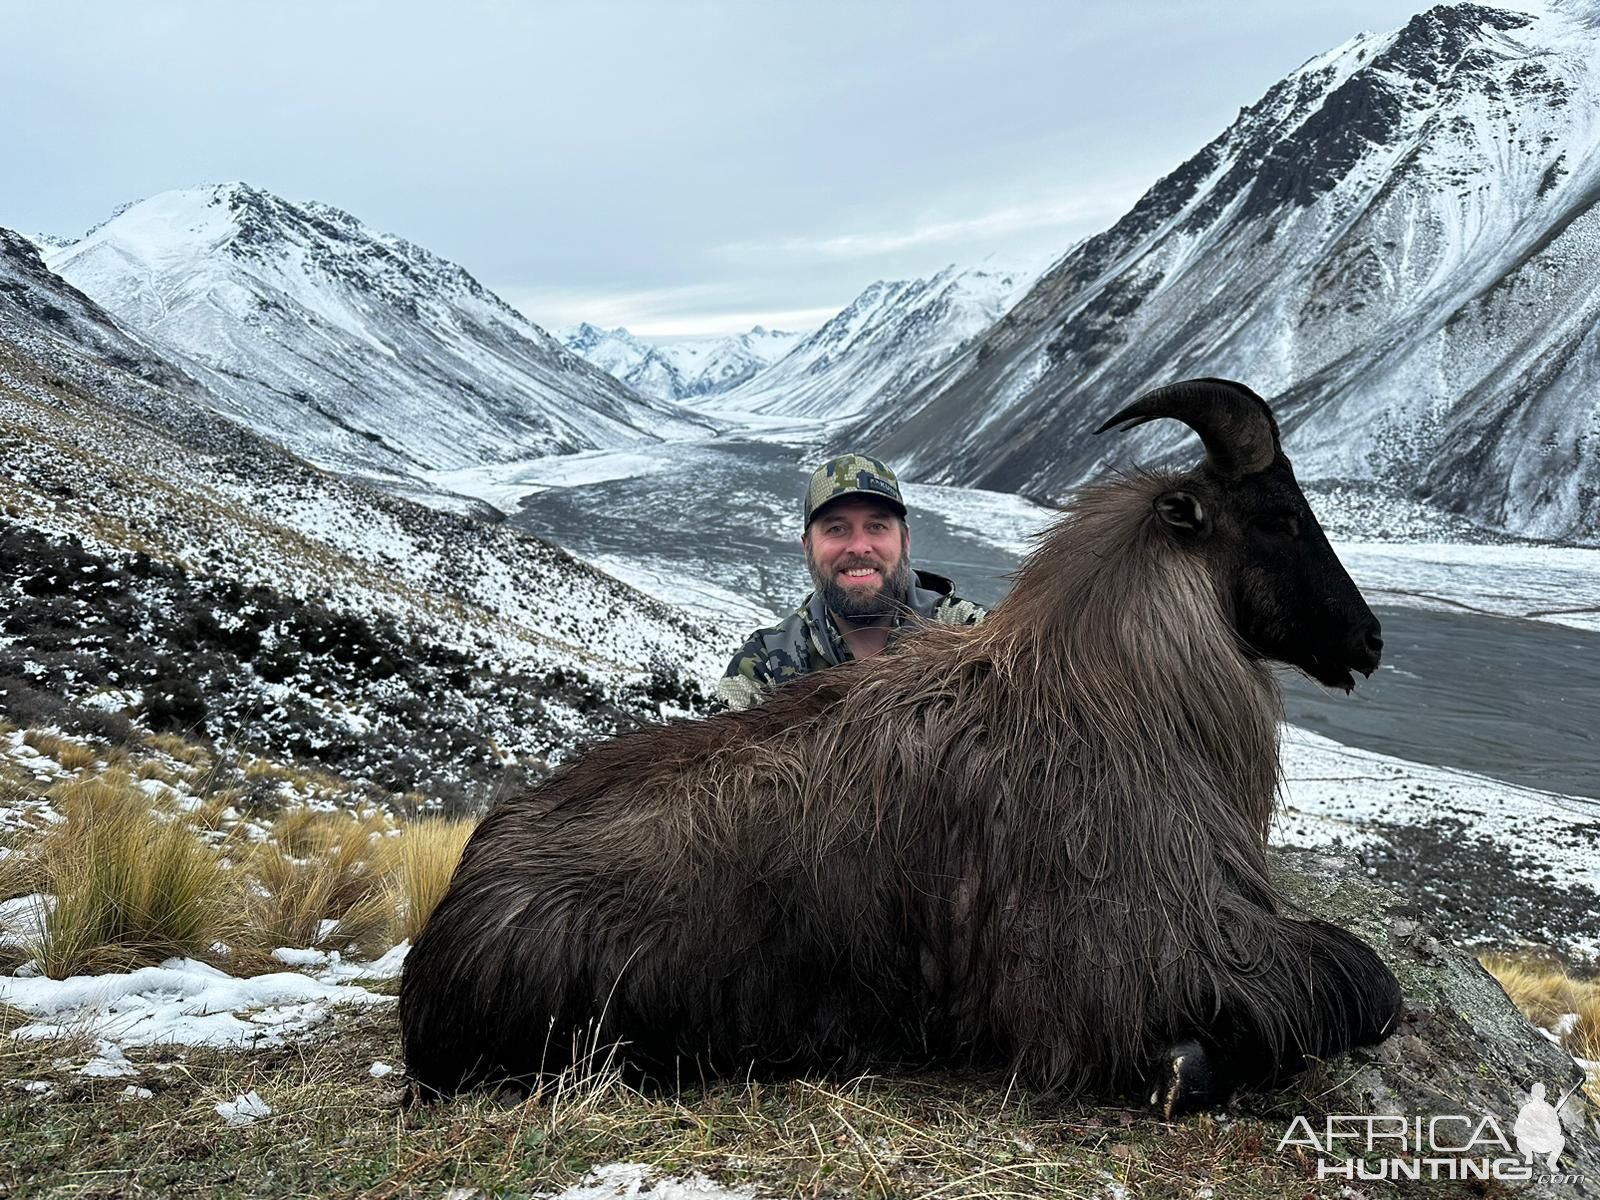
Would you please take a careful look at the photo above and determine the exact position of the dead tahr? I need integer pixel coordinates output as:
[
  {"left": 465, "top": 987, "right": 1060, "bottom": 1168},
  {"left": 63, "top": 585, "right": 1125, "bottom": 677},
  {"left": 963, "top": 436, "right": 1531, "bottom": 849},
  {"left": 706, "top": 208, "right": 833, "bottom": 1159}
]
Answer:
[{"left": 399, "top": 378, "right": 1402, "bottom": 1115}]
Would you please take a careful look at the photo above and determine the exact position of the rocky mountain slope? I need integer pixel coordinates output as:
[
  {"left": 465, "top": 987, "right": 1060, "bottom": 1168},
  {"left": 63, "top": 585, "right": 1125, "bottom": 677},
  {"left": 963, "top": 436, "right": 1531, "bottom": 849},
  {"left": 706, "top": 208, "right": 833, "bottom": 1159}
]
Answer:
[
  {"left": 847, "top": 1, "right": 1600, "bottom": 543},
  {"left": 1, "top": 228, "right": 729, "bottom": 810},
  {"left": 704, "top": 263, "right": 1038, "bottom": 422},
  {"left": 45, "top": 184, "right": 718, "bottom": 482},
  {"left": 563, "top": 323, "right": 803, "bottom": 402}
]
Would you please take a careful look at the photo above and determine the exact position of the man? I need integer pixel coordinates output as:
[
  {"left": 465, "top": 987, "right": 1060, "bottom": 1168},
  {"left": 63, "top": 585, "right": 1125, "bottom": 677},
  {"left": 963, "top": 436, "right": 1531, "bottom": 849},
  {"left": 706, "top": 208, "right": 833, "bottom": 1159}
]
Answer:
[{"left": 718, "top": 453, "right": 987, "bottom": 710}]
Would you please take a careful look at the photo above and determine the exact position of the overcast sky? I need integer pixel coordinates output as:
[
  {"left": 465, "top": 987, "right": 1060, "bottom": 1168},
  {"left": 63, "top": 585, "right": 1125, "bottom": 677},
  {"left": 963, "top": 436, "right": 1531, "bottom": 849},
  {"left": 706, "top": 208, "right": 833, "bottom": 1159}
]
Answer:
[{"left": 5, "top": 1, "right": 1428, "bottom": 337}]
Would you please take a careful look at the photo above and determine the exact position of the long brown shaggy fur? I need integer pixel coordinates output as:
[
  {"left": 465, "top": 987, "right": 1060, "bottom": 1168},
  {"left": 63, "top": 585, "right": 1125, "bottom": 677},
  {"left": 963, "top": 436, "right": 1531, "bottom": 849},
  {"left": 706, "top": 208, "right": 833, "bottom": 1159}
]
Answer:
[{"left": 401, "top": 470, "right": 1399, "bottom": 1099}]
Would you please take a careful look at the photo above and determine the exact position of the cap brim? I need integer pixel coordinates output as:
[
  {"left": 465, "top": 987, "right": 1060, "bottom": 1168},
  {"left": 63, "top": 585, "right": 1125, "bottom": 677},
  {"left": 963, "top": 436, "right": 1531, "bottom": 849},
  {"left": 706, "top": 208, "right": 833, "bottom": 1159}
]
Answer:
[{"left": 806, "top": 490, "right": 908, "bottom": 526}]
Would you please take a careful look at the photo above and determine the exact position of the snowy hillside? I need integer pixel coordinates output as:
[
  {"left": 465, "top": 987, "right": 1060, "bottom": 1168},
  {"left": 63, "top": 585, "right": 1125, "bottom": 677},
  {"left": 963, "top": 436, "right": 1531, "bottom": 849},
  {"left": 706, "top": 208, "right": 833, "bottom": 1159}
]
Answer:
[
  {"left": 1, "top": 226, "right": 730, "bottom": 807},
  {"left": 563, "top": 322, "right": 803, "bottom": 402},
  {"left": 46, "top": 184, "right": 719, "bottom": 481},
  {"left": 847, "top": 0, "right": 1600, "bottom": 543},
  {"left": 705, "top": 263, "right": 1037, "bottom": 423}
]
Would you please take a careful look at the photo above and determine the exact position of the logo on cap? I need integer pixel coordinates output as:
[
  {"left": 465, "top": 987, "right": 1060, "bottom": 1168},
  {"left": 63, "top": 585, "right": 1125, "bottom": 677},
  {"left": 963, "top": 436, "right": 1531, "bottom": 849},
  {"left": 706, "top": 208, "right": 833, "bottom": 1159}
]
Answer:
[{"left": 804, "top": 454, "right": 906, "bottom": 526}]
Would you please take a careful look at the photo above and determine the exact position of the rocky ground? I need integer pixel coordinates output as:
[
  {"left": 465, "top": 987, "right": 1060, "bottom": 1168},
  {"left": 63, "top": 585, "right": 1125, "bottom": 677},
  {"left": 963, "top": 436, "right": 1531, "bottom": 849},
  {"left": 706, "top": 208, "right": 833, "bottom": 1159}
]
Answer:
[{"left": 0, "top": 518, "right": 705, "bottom": 812}]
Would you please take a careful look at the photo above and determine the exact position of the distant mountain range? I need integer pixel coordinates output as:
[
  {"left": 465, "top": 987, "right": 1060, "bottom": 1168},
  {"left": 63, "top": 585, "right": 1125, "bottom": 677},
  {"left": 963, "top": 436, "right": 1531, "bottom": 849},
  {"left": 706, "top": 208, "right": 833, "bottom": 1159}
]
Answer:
[
  {"left": 44, "top": 183, "right": 719, "bottom": 481},
  {"left": 842, "top": 0, "right": 1600, "bottom": 543},
  {"left": 562, "top": 323, "right": 804, "bottom": 403},
  {"left": 700, "top": 263, "right": 1040, "bottom": 423},
  {"left": 17, "top": 0, "right": 1600, "bottom": 551}
]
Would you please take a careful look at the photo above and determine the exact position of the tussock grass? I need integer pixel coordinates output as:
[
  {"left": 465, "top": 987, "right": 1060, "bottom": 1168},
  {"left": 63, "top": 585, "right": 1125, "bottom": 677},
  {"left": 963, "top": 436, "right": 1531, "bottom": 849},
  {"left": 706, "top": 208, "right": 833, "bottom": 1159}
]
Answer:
[
  {"left": 1483, "top": 954, "right": 1600, "bottom": 1103},
  {"left": 269, "top": 805, "right": 327, "bottom": 858},
  {"left": 21, "top": 728, "right": 98, "bottom": 770},
  {"left": 243, "top": 756, "right": 291, "bottom": 784},
  {"left": 192, "top": 791, "right": 239, "bottom": 832},
  {"left": 0, "top": 825, "right": 47, "bottom": 899},
  {"left": 144, "top": 731, "right": 212, "bottom": 767},
  {"left": 0, "top": 768, "right": 44, "bottom": 813},
  {"left": 45, "top": 768, "right": 145, "bottom": 821},
  {"left": 33, "top": 773, "right": 236, "bottom": 977},
  {"left": 241, "top": 756, "right": 351, "bottom": 797},
  {"left": 135, "top": 758, "right": 184, "bottom": 785},
  {"left": 0, "top": 825, "right": 48, "bottom": 972},
  {"left": 247, "top": 812, "right": 393, "bottom": 949},
  {"left": 384, "top": 817, "right": 475, "bottom": 944}
]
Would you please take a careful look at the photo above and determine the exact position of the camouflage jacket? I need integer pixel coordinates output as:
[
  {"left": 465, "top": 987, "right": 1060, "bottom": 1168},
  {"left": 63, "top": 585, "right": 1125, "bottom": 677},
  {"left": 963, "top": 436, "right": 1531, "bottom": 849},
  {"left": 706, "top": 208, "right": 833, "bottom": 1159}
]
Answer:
[{"left": 717, "top": 570, "right": 987, "bottom": 710}]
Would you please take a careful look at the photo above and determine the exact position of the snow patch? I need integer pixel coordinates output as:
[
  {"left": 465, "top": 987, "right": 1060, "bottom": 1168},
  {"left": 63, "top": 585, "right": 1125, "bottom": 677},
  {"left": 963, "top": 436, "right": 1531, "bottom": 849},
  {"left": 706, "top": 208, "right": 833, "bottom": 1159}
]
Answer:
[
  {"left": 0, "top": 957, "right": 394, "bottom": 1050},
  {"left": 216, "top": 1090, "right": 272, "bottom": 1127},
  {"left": 546, "top": 1162, "right": 758, "bottom": 1200},
  {"left": 80, "top": 1041, "right": 138, "bottom": 1078}
]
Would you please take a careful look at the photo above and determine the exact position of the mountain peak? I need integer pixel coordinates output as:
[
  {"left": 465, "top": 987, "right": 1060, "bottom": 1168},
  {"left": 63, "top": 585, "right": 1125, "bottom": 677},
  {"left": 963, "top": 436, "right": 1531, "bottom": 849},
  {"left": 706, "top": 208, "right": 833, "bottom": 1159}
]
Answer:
[
  {"left": 48, "top": 187, "right": 717, "bottom": 477},
  {"left": 843, "top": 0, "right": 1600, "bottom": 543}
]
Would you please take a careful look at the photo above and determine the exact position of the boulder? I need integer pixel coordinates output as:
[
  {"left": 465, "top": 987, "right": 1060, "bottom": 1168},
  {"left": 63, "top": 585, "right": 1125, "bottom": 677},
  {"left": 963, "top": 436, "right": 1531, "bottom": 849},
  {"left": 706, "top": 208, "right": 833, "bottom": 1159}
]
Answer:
[{"left": 1272, "top": 848, "right": 1599, "bottom": 1193}]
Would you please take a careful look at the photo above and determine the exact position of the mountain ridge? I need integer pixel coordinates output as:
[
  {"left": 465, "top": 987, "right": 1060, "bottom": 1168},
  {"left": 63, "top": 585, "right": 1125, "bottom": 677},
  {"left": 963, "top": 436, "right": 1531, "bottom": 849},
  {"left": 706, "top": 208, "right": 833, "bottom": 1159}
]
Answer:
[
  {"left": 703, "top": 261, "right": 1039, "bottom": 424},
  {"left": 840, "top": 1, "right": 1600, "bottom": 543},
  {"left": 47, "top": 183, "right": 720, "bottom": 483},
  {"left": 562, "top": 321, "right": 803, "bottom": 403}
]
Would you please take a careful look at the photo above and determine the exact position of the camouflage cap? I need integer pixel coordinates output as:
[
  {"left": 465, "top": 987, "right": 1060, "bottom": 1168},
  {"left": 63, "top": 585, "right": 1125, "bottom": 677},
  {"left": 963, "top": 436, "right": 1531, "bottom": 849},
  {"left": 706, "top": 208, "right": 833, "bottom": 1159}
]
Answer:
[{"left": 803, "top": 453, "right": 907, "bottom": 527}]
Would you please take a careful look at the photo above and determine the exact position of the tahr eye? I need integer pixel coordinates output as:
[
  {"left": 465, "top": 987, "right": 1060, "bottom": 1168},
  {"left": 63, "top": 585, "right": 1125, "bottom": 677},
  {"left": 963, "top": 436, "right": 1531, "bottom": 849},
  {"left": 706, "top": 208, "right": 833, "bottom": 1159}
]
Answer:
[{"left": 1254, "top": 512, "right": 1300, "bottom": 537}]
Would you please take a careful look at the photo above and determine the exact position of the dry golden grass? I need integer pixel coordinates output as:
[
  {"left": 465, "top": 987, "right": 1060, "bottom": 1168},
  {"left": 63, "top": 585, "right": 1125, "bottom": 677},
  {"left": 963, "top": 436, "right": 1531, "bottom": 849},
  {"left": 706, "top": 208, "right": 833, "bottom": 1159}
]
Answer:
[
  {"left": 241, "top": 756, "right": 352, "bottom": 796},
  {"left": 383, "top": 817, "right": 476, "bottom": 944},
  {"left": 0, "top": 825, "right": 47, "bottom": 900},
  {"left": 1483, "top": 955, "right": 1600, "bottom": 1103},
  {"left": 135, "top": 758, "right": 184, "bottom": 785},
  {"left": 0, "top": 994, "right": 1377, "bottom": 1200},
  {"left": 270, "top": 805, "right": 326, "bottom": 858},
  {"left": 0, "top": 768, "right": 43, "bottom": 813},
  {"left": 243, "top": 756, "right": 291, "bottom": 784},
  {"left": 246, "top": 811, "right": 394, "bottom": 950},
  {"left": 32, "top": 773, "right": 237, "bottom": 978},
  {"left": 21, "top": 729, "right": 98, "bottom": 770},
  {"left": 45, "top": 769, "right": 144, "bottom": 820},
  {"left": 191, "top": 791, "right": 239, "bottom": 832},
  {"left": 144, "top": 731, "right": 212, "bottom": 767},
  {"left": 1, "top": 823, "right": 49, "bottom": 972}
]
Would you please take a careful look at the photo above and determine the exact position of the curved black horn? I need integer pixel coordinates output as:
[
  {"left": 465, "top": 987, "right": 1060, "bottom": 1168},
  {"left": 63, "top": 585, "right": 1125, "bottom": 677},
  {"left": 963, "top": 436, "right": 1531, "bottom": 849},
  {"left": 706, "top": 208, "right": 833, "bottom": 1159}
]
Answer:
[{"left": 1094, "top": 378, "right": 1281, "bottom": 479}]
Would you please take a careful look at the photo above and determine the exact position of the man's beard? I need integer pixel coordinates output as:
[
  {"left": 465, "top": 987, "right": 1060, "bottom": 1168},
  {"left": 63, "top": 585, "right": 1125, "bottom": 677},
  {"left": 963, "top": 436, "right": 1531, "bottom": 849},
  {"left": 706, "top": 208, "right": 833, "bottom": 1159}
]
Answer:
[{"left": 806, "top": 546, "right": 915, "bottom": 621}]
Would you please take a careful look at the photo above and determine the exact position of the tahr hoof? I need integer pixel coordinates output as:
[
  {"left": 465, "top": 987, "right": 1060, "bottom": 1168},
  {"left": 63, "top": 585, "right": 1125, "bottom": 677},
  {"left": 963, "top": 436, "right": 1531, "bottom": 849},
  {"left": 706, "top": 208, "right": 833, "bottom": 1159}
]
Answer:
[{"left": 1149, "top": 1040, "right": 1217, "bottom": 1119}]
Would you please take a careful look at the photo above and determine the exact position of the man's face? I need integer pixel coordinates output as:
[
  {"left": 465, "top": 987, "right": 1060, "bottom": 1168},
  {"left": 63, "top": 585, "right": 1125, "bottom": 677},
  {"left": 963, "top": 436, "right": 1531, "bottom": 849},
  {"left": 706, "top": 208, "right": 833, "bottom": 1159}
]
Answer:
[{"left": 802, "top": 497, "right": 914, "bottom": 620}]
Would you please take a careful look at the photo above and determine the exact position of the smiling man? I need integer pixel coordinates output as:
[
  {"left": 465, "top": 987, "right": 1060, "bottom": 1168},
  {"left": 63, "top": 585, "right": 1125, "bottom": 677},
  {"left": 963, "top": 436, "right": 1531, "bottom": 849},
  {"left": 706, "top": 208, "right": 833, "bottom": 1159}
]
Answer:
[{"left": 717, "top": 454, "right": 987, "bottom": 710}]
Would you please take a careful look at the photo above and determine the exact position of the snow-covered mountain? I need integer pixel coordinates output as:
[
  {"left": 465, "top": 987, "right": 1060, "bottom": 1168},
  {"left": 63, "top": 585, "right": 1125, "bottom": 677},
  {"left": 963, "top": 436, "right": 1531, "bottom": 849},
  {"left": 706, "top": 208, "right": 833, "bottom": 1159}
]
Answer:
[
  {"left": 706, "top": 263, "right": 1038, "bottom": 423},
  {"left": 21, "top": 231, "right": 74, "bottom": 254},
  {"left": 46, "top": 184, "right": 718, "bottom": 480},
  {"left": 846, "top": 1, "right": 1600, "bottom": 543},
  {"left": 1, "top": 225, "right": 730, "bottom": 805},
  {"left": 563, "top": 322, "right": 803, "bottom": 402}
]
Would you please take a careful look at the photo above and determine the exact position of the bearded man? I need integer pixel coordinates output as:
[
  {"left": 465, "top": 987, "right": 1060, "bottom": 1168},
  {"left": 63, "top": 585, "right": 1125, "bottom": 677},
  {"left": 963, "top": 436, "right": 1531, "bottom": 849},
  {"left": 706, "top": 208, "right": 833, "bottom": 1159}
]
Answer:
[{"left": 717, "top": 454, "right": 988, "bottom": 710}]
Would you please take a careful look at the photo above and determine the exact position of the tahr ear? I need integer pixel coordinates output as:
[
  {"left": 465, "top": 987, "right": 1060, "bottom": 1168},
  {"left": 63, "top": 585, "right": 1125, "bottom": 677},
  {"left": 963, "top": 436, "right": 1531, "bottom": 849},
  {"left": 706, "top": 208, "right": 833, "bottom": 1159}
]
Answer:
[{"left": 1154, "top": 490, "right": 1208, "bottom": 534}]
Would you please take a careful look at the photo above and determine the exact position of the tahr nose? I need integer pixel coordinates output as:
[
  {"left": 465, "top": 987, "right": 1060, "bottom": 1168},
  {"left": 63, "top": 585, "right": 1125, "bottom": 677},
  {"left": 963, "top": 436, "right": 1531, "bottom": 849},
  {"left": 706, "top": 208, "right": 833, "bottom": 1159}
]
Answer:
[{"left": 1353, "top": 617, "right": 1383, "bottom": 671}]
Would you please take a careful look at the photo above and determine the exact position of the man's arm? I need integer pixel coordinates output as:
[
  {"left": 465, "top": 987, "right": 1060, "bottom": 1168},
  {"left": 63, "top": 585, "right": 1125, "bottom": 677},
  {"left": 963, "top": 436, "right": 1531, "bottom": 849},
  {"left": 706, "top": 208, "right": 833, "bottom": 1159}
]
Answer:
[
  {"left": 716, "top": 641, "right": 775, "bottom": 711},
  {"left": 717, "top": 611, "right": 816, "bottom": 711},
  {"left": 934, "top": 594, "right": 988, "bottom": 627}
]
